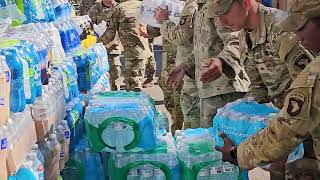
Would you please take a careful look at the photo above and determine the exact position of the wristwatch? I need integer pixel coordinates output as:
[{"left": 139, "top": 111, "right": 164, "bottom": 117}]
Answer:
[{"left": 230, "top": 146, "right": 238, "bottom": 164}]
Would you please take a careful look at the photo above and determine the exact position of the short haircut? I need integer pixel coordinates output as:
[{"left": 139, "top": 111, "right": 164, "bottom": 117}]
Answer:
[{"left": 310, "top": 17, "right": 320, "bottom": 28}]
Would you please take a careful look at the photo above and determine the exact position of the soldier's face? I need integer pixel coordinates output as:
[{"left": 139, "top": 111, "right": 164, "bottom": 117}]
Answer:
[
  {"left": 103, "top": 0, "right": 113, "bottom": 6},
  {"left": 295, "top": 20, "right": 320, "bottom": 53},
  {"left": 217, "top": 1, "right": 248, "bottom": 31}
]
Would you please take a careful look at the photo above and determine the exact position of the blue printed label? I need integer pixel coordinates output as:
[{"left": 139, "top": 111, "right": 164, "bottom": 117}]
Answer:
[
  {"left": 60, "top": 151, "right": 64, "bottom": 158},
  {"left": 64, "top": 131, "right": 70, "bottom": 139},
  {"left": 1, "top": 138, "right": 7, "bottom": 150},
  {"left": 5, "top": 71, "right": 10, "bottom": 82}
]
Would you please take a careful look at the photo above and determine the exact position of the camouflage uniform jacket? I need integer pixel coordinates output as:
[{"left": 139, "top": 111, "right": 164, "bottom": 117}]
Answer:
[
  {"left": 88, "top": 2, "right": 121, "bottom": 55},
  {"left": 193, "top": 0, "right": 250, "bottom": 99},
  {"left": 79, "top": 0, "right": 96, "bottom": 15},
  {"left": 239, "top": 4, "right": 314, "bottom": 107},
  {"left": 160, "top": 0, "right": 198, "bottom": 97},
  {"left": 98, "top": 0, "right": 152, "bottom": 60},
  {"left": 237, "top": 55, "right": 320, "bottom": 169}
]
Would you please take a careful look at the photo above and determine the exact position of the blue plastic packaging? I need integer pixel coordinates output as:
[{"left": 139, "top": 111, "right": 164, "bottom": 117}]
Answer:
[{"left": 0, "top": 48, "right": 26, "bottom": 112}]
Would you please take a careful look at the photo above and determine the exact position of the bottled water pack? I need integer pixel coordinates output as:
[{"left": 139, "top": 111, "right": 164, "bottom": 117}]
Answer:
[
  {"left": 176, "top": 128, "right": 240, "bottom": 180},
  {"left": 0, "top": 55, "right": 10, "bottom": 126},
  {"left": 138, "top": 0, "right": 185, "bottom": 27},
  {"left": 84, "top": 91, "right": 157, "bottom": 152},
  {"left": 108, "top": 133, "right": 180, "bottom": 180},
  {"left": 61, "top": 136, "right": 105, "bottom": 180},
  {"left": 211, "top": 98, "right": 304, "bottom": 176}
]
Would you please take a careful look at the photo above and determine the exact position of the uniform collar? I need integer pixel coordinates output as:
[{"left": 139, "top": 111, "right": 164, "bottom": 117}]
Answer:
[
  {"left": 197, "top": 0, "right": 206, "bottom": 5},
  {"left": 247, "top": 4, "right": 268, "bottom": 49},
  {"left": 101, "top": 1, "right": 117, "bottom": 8}
]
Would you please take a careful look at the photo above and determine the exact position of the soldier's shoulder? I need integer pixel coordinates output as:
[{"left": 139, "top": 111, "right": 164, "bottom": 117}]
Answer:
[{"left": 260, "top": 5, "right": 287, "bottom": 35}]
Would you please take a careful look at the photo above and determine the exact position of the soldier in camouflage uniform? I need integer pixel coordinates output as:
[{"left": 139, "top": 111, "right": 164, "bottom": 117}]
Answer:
[
  {"left": 79, "top": 0, "right": 96, "bottom": 15},
  {"left": 146, "top": 23, "right": 184, "bottom": 132},
  {"left": 95, "top": 0, "right": 152, "bottom": 92},
  {"left": 88, "top": 0, "right": 122, "bottom": 91},
  {"left": 143, "top": 26, "right": 159, "bottom": 88},
  {"left": 207, "top": 0, "right": 315, "bottom": 109},
  {"left": 213, "top": 0, "right": 320, "bottom": 179},
  {"left": 165, "top": 0, "right": 251, "bottom": 128},
  {"left": 156, "top": 0, "right": 200, "bottom": 128}
]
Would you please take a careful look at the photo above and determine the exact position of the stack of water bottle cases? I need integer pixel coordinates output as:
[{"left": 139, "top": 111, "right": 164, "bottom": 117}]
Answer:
[
  {"left": 81, "top": 89, "right": 243, "bottom": 180},
  {"left": 0, "top": 0, "right": 112, "bottom": 179}
]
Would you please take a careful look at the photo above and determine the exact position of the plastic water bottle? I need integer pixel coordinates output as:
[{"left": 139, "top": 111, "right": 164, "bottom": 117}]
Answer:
[
  {"left": 141, "top": 165, "right": 154, "bottom": 180},
  {"left": 197, "top": 168, "right": 209, "bottom": 180},
  {"left": 46, "top": 134, "right": 61, "bottom": 180},
  {"left": 154, "top": 168, "right": 166, "bottom": 180},
  {"left": 0, "top": 55, "right": 10, "bottom": 125},
  {"left": 56, "top": 125, "right": 67, "bottom": 170},
  {"left": 0, "top": 48, "right": 26, "bottom": 112},
  {"left": 41, "top": 0, "right": 56, "bottom": 22},
  {"left": 22, "top": 41, "right": 42, "bottom": 97},
  {"left": 127, "top": 169, "right": 139, "bottom": 180},
  {"left": 32, "top": 144, "right": 45, "bottom": 167},
  {"left": 16, "top": 44, "right": 36, "bottom": 104},
  {"left": 26, "top": 151, "right": 44, "bottom": 180},
  {"left": 83, "top": 148, "right": 105, "bottom": 180},
  {"left": 61, "top": 120, "right": 70, "bottom": 161}
]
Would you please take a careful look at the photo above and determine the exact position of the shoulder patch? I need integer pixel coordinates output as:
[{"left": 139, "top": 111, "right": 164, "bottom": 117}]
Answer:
[
  {"left": 287, "top": 93, "right": 305, "bottom": 116},
  {"left": 179, "top": 16, "right": 188, "bottom": 26}
]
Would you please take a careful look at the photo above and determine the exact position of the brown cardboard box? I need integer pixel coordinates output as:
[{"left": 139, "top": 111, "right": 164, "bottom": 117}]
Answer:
[{"left": 6, "top": 119, "right": 37, "bottom": 175}]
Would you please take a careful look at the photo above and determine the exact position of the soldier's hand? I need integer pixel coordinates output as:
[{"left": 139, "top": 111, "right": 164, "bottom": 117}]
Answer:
[
  {"left": 200, "top": 58, "right": 224, "bottom": 83},
  {"left": 215, "top": 132, "right": 238, "bottom": 165},
  {"left": 93, "top": 21, "right": 107, "bottom": 38},
  {"left": 139, "top": 24, "right": 149, "bottom": 38},
  {"left": 154, "top": 6, "right": 169, "bottom": 24},
  {"left": 166, "top": 64, "right": 187, "bottom": 88}
]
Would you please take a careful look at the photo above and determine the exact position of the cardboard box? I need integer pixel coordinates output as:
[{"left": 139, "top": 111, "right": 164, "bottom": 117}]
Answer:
[{"left": 6, "top": 120, "right": 37, "bottom": 175}]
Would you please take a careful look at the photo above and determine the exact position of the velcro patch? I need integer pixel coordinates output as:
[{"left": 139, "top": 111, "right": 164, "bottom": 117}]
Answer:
[{"left": 287, "top": 93, "right": 305, "bottom": 116}]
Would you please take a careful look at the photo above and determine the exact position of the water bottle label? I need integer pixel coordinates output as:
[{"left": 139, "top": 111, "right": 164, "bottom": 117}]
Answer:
[
  {"left": 5, "top": 71, "right": 10, "bottom": 82},
  {"left": 59, "top": 69, "right": 69, "bottom": 99},
  {"left": 223, "top": 165, "right": 235, "bottom": 173},
  {"left": 0, "top": 74, "right": 5, "bottom": 108},
  {"left": 71, "top": 110, "right": 80, "bottom": 125},
  {"left": 21, "top": 58, "right": 31, "bottom": 99},
  {"left": 64, "top": 131, "right": 70, "bottom": 139},
  {"left": 198, "top": 168, "right": 209, "bottom": 176},
  {"left": 128, "top": 170, "right": 139, "bottom": 176},
  {"left": 209, "top": 166, "right": 223, "bottom": 175},
  {"left": 60, "top": 151, "right": 65, "bottom": 158},
  {"left": 1, "top": 138, "right": 7, "bottom": 150}
]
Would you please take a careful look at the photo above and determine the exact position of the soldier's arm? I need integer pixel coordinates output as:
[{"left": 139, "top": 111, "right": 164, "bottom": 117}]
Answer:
[
  {"left": 147, "top": 25, "right": 161, "bottom": 39},
  {"left": 176, "top": 45, "right": 196, "bottom": 79},
  {"left": 98, "top": 7, "right": 120, "bottom": 45},
  {"left": 87, "top": 5, "right": 97, "bottom": 24},
  {"left": 278, "top": 32, "right": 315, "bottom": 78},
  {"left": 160, "top": 16, "right": 194, "bottom": 46},
  {"left": 215, "top": 22, "right": 242, "bottom": 79},
  {"left": 237, "top": 67, "right": 320, "bottom": 169}
]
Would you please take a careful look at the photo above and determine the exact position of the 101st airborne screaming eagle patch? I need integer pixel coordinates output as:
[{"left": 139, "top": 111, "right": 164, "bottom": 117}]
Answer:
[{"left": 287, "top": 93, "right": 305, "bottom": 116}]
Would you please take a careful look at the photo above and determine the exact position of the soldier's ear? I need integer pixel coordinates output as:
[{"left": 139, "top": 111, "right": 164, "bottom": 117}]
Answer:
[{"left": 244, "top": 0, "right": 252, "bottom": 11}]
